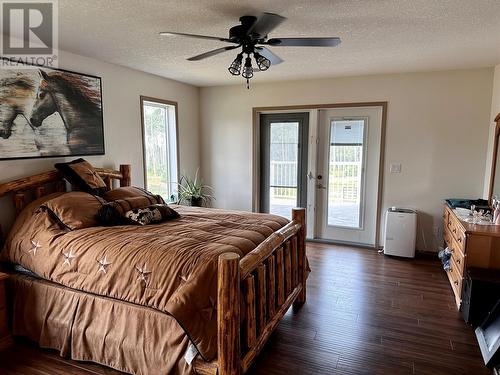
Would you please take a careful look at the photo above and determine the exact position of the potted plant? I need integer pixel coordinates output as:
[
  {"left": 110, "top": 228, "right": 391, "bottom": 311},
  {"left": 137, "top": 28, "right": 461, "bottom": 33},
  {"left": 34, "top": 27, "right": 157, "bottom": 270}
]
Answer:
[{"left": 177, "top": 170, "right": 214, "bottom": 207}]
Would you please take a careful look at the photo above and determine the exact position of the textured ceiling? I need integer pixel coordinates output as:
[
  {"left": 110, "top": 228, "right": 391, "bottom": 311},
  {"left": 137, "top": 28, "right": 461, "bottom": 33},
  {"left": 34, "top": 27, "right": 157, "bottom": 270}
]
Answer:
[{"left": 57, "top": 0, "right": 500, "bottom": 87}]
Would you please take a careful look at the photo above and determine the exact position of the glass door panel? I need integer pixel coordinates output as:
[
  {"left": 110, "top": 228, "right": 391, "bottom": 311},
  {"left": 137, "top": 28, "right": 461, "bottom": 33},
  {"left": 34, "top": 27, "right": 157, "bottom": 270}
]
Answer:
[
  {"left": 269, "top": 122, "right": 299, "bottom": 219},
  {"left": 328, "top": 119, "right": 365, "bottom": 228},
  {"left": 260, "top": 113, "right": 309, "bottom": 220}
]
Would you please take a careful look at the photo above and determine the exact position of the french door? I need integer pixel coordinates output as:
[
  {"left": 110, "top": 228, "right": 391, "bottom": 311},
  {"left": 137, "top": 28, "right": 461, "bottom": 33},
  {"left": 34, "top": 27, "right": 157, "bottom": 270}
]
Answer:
[
  {"left": 316, "top": 107, "right": 383, "bottom": 246},
  {"left": 260, "top": 113, "right": 309, "bottom": 220}
]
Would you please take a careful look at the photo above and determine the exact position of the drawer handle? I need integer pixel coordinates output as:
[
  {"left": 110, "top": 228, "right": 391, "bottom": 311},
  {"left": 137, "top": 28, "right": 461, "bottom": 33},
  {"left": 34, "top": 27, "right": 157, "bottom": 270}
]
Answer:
[
  {"left": 453, "top": 228, "right": 457, "bottom": 233},
  {"left": 454, "top": 281, "right": 459, "bottom": 286},
  {"left": 458, "top": 237, "right": 462, "bottom": 243},
  {"left": 457, "top": 259, "right": 461, "bottom": 264}
]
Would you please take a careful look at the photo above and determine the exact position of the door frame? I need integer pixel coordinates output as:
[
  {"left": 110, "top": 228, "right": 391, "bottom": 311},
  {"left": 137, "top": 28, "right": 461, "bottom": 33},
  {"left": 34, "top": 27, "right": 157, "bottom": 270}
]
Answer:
[{"left": 252, "top": 102, "right": 388, "bottom": 247}]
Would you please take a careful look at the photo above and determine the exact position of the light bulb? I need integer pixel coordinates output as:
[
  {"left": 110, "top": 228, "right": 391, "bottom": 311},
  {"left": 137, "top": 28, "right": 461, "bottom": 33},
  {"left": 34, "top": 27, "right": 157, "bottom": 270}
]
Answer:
[
  {"left": 254, "top": 52, "right": 271, "bottom": 71},
  {"left": 228, "top": 53, "right": 243, "bottom": 76},
  {"left": 242, "top": 56, "right": 253, "bottom": 79}
]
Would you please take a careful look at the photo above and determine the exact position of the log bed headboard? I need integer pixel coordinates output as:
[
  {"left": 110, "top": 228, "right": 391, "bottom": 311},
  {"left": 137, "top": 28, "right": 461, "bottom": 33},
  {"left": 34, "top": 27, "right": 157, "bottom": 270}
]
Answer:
[{"left": 0, "top": 164, "right": 131, "bottom": 240}]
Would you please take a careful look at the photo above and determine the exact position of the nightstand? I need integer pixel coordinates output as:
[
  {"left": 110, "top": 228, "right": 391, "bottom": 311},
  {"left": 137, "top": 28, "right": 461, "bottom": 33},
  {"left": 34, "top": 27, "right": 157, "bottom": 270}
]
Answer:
[{"left": 0, "top": 273, "right": 12, "bottom": 350}]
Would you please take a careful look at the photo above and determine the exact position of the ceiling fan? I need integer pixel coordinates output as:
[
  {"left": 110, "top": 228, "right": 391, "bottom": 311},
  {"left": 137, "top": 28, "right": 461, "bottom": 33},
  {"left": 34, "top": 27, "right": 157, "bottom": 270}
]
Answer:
[{"left": 160, "top": 13, "right": 341, "bottom": 88}]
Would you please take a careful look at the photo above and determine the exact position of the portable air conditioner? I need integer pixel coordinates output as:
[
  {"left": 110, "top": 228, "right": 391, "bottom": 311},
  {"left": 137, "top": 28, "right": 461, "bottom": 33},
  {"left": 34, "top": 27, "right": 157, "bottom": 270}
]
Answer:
[{"left": 383, "top": 207, "right": 417, "bottom": 258}]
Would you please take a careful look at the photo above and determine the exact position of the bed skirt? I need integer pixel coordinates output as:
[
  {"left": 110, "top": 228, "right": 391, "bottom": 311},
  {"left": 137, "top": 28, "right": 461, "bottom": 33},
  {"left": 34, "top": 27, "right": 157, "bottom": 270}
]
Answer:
[{"left": 6, "top": 273, "right": 193, "bottom": 375}]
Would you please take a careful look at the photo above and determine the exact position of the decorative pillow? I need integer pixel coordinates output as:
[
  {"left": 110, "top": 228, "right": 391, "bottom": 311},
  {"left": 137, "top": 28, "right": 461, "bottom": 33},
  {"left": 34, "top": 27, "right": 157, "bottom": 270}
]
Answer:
[
  {"left": 96, "top": 196, "right": 166, "bottom": 226},
  {"left": 125, "top": 204, "right": 180, "bottom": 225},
  {"left": 39, "top": 191, "right": 105, "bottom": 230},
  {"left": 102, "top": 186, "right": 163, "bottom": 202},
  {"left": 55, "top": 158, "right": 108, "bottom": 195}
]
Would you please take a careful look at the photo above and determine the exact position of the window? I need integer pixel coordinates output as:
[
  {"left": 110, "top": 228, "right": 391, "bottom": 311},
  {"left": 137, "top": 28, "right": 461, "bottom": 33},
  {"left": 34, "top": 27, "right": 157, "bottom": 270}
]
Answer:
[
  {"left": 327, "top": 119, "right": 366, "bottom": 228},
  {"left": 141, "top": 96, "right": 178, "bottom": 202}
]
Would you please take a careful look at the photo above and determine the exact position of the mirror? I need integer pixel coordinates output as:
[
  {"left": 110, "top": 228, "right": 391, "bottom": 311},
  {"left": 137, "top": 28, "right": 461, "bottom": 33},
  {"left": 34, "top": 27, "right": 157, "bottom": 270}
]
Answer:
[{"left": 488, "top": 113, "right": 500, "bottom": 203}]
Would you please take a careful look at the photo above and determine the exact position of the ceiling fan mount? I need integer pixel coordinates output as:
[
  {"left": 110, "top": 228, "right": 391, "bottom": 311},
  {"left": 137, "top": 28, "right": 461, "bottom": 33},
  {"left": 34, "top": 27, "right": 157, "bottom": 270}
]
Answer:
[{"left": 159, "top": 13, "right": 341, "bottom": 88}]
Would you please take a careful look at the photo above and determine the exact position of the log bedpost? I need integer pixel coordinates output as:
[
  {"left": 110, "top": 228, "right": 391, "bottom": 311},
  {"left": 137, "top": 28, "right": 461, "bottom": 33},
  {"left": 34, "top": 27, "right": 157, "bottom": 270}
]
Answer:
[
  {"left": 56, "top": 180, "right": 66, "bottom": 192},
  {"left": 292, "top": 208, "right": 307, "bottom": 308},
  {"left": 35, "top": 186, "right": 46, "bottom": 199},
  {"left": 119, "top": 164, "right": 131, "bottom": 187},
  {"left": 14, "top": 192, "right": 26, "bottom": 215},
  {"left": 218, "top": 252, "right": 241, "bottom": 375},
  {"left": 103, "top": 176, "right": 113, "bottom": 190}
]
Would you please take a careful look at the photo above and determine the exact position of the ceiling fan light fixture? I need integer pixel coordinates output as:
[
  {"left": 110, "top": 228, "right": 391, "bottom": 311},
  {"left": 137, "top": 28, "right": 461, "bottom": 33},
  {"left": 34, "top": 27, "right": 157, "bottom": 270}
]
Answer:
[
  {"left": 228, "top": 53, "right": 243, "bottom": 75},
  {"left": 254, "top": 52, "right": 271, "bottom": 71},
  {"left": 172, "top": 12, "right": 341, "bottom": 88},
  {"left": 241, "top": 56, "right": 254, "bottom": 79}
]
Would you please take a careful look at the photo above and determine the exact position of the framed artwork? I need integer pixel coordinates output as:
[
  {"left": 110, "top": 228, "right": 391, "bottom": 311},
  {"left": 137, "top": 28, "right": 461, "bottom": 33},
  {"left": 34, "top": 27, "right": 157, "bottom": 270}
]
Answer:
[{"left": 0, "top": 62, "right": 104, "bottom": 160}]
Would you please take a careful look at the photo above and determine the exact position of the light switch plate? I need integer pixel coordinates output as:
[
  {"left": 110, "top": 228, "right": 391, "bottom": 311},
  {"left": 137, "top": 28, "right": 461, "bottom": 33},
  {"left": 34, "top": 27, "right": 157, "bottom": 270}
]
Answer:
[{"left": 390, "top": 163, "right": 402, "bottom": 173}]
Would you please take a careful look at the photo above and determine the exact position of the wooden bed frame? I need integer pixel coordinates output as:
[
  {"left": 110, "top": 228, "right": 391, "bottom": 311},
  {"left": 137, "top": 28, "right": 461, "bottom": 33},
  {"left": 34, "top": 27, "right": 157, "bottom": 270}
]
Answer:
[{"left": 0, "top": 164, "right": 307, "bottom": 375}]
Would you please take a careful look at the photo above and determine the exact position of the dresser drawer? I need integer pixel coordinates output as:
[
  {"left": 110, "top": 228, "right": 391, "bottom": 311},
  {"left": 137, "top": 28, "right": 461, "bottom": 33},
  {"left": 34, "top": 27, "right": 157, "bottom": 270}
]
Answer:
[
  {"left": 446, "top": 257, "right": 463, "bottom": 305},
  {"left": 454, "top": 229, "right": 466, "bottom": 253},
  {"left": 443, "top": 225, "right": 452, "bottom": 247},
  {"left": 449, "top": 239, "right": 465, "bottom": 277},
  {"left": 449, "top": 215, "right": 465, "bottom": 244},
  {"left": 443, "top": 207, "right": 450, "bottom": 225},
  {"left": 445, "top": 216, "right": 455, "bottom": 239}
]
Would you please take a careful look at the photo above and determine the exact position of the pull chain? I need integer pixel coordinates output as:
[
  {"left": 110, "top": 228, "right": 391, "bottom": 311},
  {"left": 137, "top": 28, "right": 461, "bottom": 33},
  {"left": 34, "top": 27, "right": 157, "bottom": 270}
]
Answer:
[{"left": 246, "top": 78, "right": 250, "bottom": 89}]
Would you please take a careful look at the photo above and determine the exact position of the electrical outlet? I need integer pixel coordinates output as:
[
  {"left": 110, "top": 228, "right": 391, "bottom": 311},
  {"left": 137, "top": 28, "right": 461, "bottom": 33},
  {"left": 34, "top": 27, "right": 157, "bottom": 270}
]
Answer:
[{"left": 390, "top": 163, "right": 402, "bottom": 173}]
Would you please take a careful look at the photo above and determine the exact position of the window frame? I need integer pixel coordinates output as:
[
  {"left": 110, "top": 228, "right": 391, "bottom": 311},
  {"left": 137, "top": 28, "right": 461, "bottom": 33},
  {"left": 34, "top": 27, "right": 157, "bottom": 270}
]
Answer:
[{"left": 139, "top": 95, "right": 180, "bottom": 201}]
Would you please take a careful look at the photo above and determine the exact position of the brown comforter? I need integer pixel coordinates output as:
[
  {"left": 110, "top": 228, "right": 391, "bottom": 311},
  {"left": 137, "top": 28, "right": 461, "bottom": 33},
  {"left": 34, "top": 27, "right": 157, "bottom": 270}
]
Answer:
[{"left": 1, "top": 195, "right": 289, "bottom": 360}]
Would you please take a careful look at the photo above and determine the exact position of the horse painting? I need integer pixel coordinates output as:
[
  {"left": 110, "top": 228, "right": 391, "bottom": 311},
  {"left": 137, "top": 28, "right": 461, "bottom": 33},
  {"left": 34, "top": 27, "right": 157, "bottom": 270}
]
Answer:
[
  {"left": 0, "top": 75, "right": 35, "bottom": 139},
  {"left": 0, "top": 65, "right": 104, "bottom": 160},
  {"left": 30, "top": 69, "right": 104, "bottom": 155}
]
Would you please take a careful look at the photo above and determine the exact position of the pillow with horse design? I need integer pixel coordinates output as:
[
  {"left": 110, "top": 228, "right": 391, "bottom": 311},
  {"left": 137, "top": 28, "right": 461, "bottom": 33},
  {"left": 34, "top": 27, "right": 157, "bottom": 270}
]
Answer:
[
  {"left": 96, "top": 196, "right": 166, "bottom": 226},
  {"left": 125, "top": 204, "right": 180, "bottom": 225}
]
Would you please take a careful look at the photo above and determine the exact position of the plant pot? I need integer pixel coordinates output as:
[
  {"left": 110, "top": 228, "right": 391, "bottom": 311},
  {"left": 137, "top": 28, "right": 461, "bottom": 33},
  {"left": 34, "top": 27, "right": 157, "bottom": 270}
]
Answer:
[{"left": 190, "top": 197, "right": 203, "bottom": 207}]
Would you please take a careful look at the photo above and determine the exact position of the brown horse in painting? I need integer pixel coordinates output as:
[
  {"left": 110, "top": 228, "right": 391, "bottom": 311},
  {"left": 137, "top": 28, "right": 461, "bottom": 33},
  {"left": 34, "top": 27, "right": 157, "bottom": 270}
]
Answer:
[
  {"left": 0, "top": 75, "right": 35, "bottom": 139},
  {"left": 30, "top": 69, "right": 104, "bottom": 154}
]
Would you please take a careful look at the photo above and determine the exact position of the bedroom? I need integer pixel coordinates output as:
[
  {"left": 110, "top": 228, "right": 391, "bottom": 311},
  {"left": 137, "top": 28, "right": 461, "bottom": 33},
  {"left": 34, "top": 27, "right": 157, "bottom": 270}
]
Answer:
[{"left": 0, "top": 0, "right": 500, "bottom": 374}]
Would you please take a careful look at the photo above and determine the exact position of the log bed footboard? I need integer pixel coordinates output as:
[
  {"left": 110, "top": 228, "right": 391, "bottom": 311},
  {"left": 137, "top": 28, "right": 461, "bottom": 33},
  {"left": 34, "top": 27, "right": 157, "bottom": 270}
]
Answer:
[{"left": 194, "top": 208, "right": 307, "bottom": 375}]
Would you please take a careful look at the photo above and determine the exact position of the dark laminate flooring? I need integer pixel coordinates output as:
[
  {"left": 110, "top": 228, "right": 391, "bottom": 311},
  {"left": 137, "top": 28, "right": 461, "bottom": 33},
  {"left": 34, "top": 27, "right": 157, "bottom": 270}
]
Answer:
[{"left": 0, "top": 243, "right": 491, "bottom": 375}]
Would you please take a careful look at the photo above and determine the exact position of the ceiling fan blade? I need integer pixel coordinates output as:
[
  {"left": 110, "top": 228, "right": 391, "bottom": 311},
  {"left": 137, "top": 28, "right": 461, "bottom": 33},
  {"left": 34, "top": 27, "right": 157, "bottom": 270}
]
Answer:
[
  {"left": 187, "top": 45, "right": 240, "bottom": 61},
  {"left": 255, "top": 46, "right": 283, "bottom": 65},
  {"left": 267, "top": 37, "right": 341, "bottom": 47},
  {"left": 247, "top": 13, "right": 286, "bottom": 37},
  {"left": 159, "top": 31, "right": 234, "bottom": 43}
]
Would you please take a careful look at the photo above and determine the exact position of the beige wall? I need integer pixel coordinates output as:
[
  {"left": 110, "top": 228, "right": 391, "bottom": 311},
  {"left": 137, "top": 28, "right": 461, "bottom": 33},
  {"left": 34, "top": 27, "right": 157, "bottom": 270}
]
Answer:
[
  {"left": 200, "top": 68, "right": 494, "bottom": 251},
  {"left": 0, "top": 49, "right": 200, "bottom": 232},
  {"left": 483, "top": 64, "right": 500, "bottom": 198}
]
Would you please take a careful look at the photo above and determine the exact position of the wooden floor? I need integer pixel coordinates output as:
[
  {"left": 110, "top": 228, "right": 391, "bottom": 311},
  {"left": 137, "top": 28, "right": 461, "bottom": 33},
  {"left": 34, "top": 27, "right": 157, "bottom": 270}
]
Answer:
[{"left": 0, "top": 243, "right": 491, "bottom": 375}]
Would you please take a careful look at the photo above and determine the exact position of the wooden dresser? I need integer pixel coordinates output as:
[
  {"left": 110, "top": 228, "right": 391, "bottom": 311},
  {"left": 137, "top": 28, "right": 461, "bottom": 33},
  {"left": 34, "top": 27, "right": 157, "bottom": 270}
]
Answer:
[
  {"left": 0, "top": 273, "right": 12, "bottom": 350},
  {"left": 443, "top": 205, "right": 500, "bottom": 308}
]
